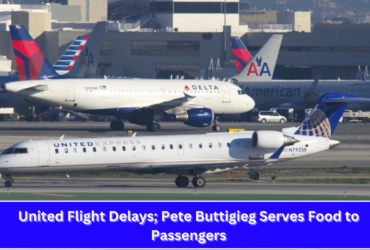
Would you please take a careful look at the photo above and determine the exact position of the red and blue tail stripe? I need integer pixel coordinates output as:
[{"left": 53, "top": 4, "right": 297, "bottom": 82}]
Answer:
[
  {"left": 53, "top": 36, "right": 89, "bottom": 74},
  {"left": 9, "top": 25, "right": 59, "bottom": 80},
  {"left": 231, "top": 37, "right": 253, "bottom": 74}
]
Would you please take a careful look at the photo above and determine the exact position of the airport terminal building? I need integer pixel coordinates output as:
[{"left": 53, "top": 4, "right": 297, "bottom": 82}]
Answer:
[{"left": 0, "top": 0, "right": 369, "bottom": 80}]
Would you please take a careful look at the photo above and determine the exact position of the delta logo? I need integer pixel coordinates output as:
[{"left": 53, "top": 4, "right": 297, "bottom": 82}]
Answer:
[
  {"left": 184, "top": 85, "right": 219, "bottom": 91},
  {"left": 246, "top": 56, "right": 271, "bottom": 77}
]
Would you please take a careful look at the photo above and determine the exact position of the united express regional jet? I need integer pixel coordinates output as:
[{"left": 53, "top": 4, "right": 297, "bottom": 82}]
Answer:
[{"left": 0, "top": 93, "right": 362, "bottom": 188}]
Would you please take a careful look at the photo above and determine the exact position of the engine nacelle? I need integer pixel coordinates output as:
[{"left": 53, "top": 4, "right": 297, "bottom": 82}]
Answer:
[
  {"left": 249, "top": 169, "right": 260, "bottom": 180},
  {"left": 176, "top": 108, "right": 213, "bottom": 127},
  {"left": 252, "top": 131, "right": 297, "bottom": 150}
]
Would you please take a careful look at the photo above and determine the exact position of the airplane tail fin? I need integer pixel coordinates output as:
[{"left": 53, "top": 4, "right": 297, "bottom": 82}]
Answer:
[
  {"left": 52, "top": 35, "right": 89, "bottom": 75},
  {"left": 232, "top": 34, "right": 283, "bottom": 82},
  {"left": 65, "top": 21, "right": 107, "bottom": 78},
  {"left": 284, "top": 93, "right": 370, "bottom": 138},
  {"left": 9, "top": 25, "right": 59, "bottom": 80},
  {"left": 231, "top": 36, "right": 253, "bottom": 74}
]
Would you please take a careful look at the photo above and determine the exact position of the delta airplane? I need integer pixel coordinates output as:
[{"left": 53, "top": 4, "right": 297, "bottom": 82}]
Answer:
[
  {"left": 0, "top": 93, "right": 363, "bottom": 188},
  {"left": 0, "top": 23, "right": 105, "bottom": 118},
  {"left": 231, "top": 35, "right": 370, "bottom": 111},
  {"left": 5, "top": 78, "right": 254, "bottom": 132},
  {"left": 4, "top": 32, "right": 255, "bottom": 132}
]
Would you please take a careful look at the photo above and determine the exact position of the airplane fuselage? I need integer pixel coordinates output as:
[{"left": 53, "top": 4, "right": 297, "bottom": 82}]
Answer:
[
  {"left": 0, "top": 132, "right": 330, "bottom": 176},
  {"left": 5, "top": 79, "right": 254, "bottom": 116},
  {"left": 239, "top": 80, "right": 370, "bottom": 110}
]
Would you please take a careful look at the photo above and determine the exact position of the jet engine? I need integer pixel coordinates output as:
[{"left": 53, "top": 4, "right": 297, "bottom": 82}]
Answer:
[
  {"left": 249, "top": 169, "right": 260, "bottom": 180},
  {"left": 176, "top": 108, "right": 213, "bottom": 127},
  {"left": 252, "top": 131, "right": 298, "bottom": 150}
]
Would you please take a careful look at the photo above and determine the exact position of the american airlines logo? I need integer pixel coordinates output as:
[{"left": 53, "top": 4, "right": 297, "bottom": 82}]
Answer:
[
  {"left": 184, "top": 85, "right": 220, "bottom": 91},
  {"left": 247, "top": 56, "right": 271, "bottom": 77}
]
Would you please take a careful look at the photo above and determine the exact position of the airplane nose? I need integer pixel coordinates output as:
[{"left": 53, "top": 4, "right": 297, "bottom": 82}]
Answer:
[{"left": 247, "top": 95, "right": 255, "bottom": 111}]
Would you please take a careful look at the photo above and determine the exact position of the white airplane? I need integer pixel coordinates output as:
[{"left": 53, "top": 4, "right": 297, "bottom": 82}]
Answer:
[
  {"left": 4, "top": 79, "right": 254, "bottom": 132},
  {"left": 0, "top": 93, "right": 363, "bottom": 188}
]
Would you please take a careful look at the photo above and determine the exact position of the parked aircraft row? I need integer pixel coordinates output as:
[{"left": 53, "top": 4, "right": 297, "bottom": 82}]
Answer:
[
  {"left": 1, "top": 23, "right": 370, "bottom": 188},
  {"left": 4, "top": 24, "right": 255, "bottom": 132}
]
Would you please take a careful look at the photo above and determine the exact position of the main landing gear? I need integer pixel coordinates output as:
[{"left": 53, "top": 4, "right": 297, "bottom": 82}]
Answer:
[
  {"left": 3, "top": 175, "right": 14, "bottom": 187},
  {"left": 175, "top": 175, "right": 206, "bottom": 188},
  {"left": 110, "top": 120, "right": 124, "bottom": 131},
  {"left": 146, "top": 122, "right": 161, "bottom": 132},
  {"left": 212, "top": 120, "right": 221, "bottom": 132}
]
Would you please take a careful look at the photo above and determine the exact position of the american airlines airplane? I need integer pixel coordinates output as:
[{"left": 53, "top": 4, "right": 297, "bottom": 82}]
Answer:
[
  {"left": 231, "top": 35, "right": 370, "bottom": 111},
  {"left": 0, "top": 93, "right": 362, "bottom": 188},
  {"left": 0, "top": 23, "right": 105, "bottom": 118}
]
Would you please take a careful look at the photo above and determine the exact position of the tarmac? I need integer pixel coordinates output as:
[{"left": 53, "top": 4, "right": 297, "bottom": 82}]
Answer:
[{"left": 0, "top": 121, "right": 369, "bottom": 200}]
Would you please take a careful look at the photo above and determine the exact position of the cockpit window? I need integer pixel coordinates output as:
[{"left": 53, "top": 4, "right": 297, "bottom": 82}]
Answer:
[{"left": 3, "top": 148, "right": 28, "bottom": 154}]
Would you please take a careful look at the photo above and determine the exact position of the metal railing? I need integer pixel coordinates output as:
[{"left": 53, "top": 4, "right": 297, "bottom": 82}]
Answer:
[{"left": 249, "top": 24, "right": 293, "bottom": 33}]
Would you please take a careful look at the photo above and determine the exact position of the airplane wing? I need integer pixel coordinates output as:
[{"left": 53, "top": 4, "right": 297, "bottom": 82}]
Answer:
[{"left": 120, "top": 92, "right": 197, "bottom": 112}]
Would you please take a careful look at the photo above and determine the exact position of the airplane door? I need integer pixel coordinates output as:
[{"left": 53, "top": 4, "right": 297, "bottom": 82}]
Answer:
[
  {"left": 35, "top": 141, "right": 50, "bottom": 166},
  {"left": 349, "top": 86, "right": 357, "bottom": 95},
  {"left": 65, "top": 82, "right": 75, "bottom": 102},
  {"left": 221, "top": 85, "right": 231, "bottom": 103},
  {"left": 177, "top": 142, "right": 184, "bottom": 156}
]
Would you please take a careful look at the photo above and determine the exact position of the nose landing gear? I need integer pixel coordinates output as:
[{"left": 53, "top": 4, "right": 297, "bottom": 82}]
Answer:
[{"left": 2, "top": 175, "right": 14, "bottom": 187}]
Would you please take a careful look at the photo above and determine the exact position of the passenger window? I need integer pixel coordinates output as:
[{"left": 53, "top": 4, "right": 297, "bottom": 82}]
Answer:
[
  {"left": 189, "top": 144, "right": 193, "bottom": 149},
  {"left": 218, "top": 143, "right": 221, "bottom": 148},
  {"left": 83, "top": 148, "right": 86, "bottom": 153},
  {"left": 227, "top": 143, "right": 230, "bottom": 148},
  {"left": 65, "top": 148, "right": 68, "bottom": 153},
  {"left": 132, "top": 146, "right": 136, "bottom": 151},
  {"left": 209, "top": 143, "right": 212, "bottom": 148},
  {"left": 179, "top": 144, "right": 183, "bottom": 149},
  {"left": 55, "top": 149, "right": 59, "bottom": 154},
  {"left": 162, "top": 145, "right": 165, "bottom": 150},
  {"left": 142, "top": 145, "right": 146, "bottom": 150},
  {"left": 122, "top": 146, "right": 126, "bottom": 151},
  {"left": 152, "top": 145, "right": 155, "bottom": 150},
  {"left": 113, "top": 146, "right": 116, "bottom": 152},
  {"left": 170, "top": 144, "right": 173, "bottom": 149},
  {"left": 103, "top": 147, "right": 106, "bottom": 152},
  {"left": 73, "top": 148, "right": 77, "bottom": 153},
  {"left": 93, "top": 147, "right": 96, "bottom": 152},
  {"left": 199, "top": 144, "right": 202, "bottom": 149}
]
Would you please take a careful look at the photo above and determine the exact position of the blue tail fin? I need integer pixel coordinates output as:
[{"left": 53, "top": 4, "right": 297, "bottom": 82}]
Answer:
[
  {"left": 9, "top": 25, "right": 59, "bottom": 80},
  {"left": 292, "top": 93, "right": 367, "bottom": 138}
]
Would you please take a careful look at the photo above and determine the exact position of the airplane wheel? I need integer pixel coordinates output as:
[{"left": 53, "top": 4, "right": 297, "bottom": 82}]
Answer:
[
  {"left": 147, "top": 123, "right": 161, "bottom": 132},
  {"left": 4, "top": 181, "right": 12, "bottom": 187},
  {"left": 212, "top": 125, "right": 221, "bottom": 132},
  {"left": 110, "top": 121, "right": 124, "bottom": 131},
  {"left": 192, "top": 176, "right": 206, "bottom": 188},
  {"left": 175, "top": 176, "right": 189, "bottom": 188}
]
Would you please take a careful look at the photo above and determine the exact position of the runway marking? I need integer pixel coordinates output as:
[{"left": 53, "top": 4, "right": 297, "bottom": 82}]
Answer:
[{"left": 31, "top": 193, "right": 75, "bottom": 198}]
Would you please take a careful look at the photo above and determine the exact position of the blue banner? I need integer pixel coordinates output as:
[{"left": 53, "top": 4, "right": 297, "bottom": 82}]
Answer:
[{"left": 0, "top": 201, "right": 367, "bottom": 248}]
